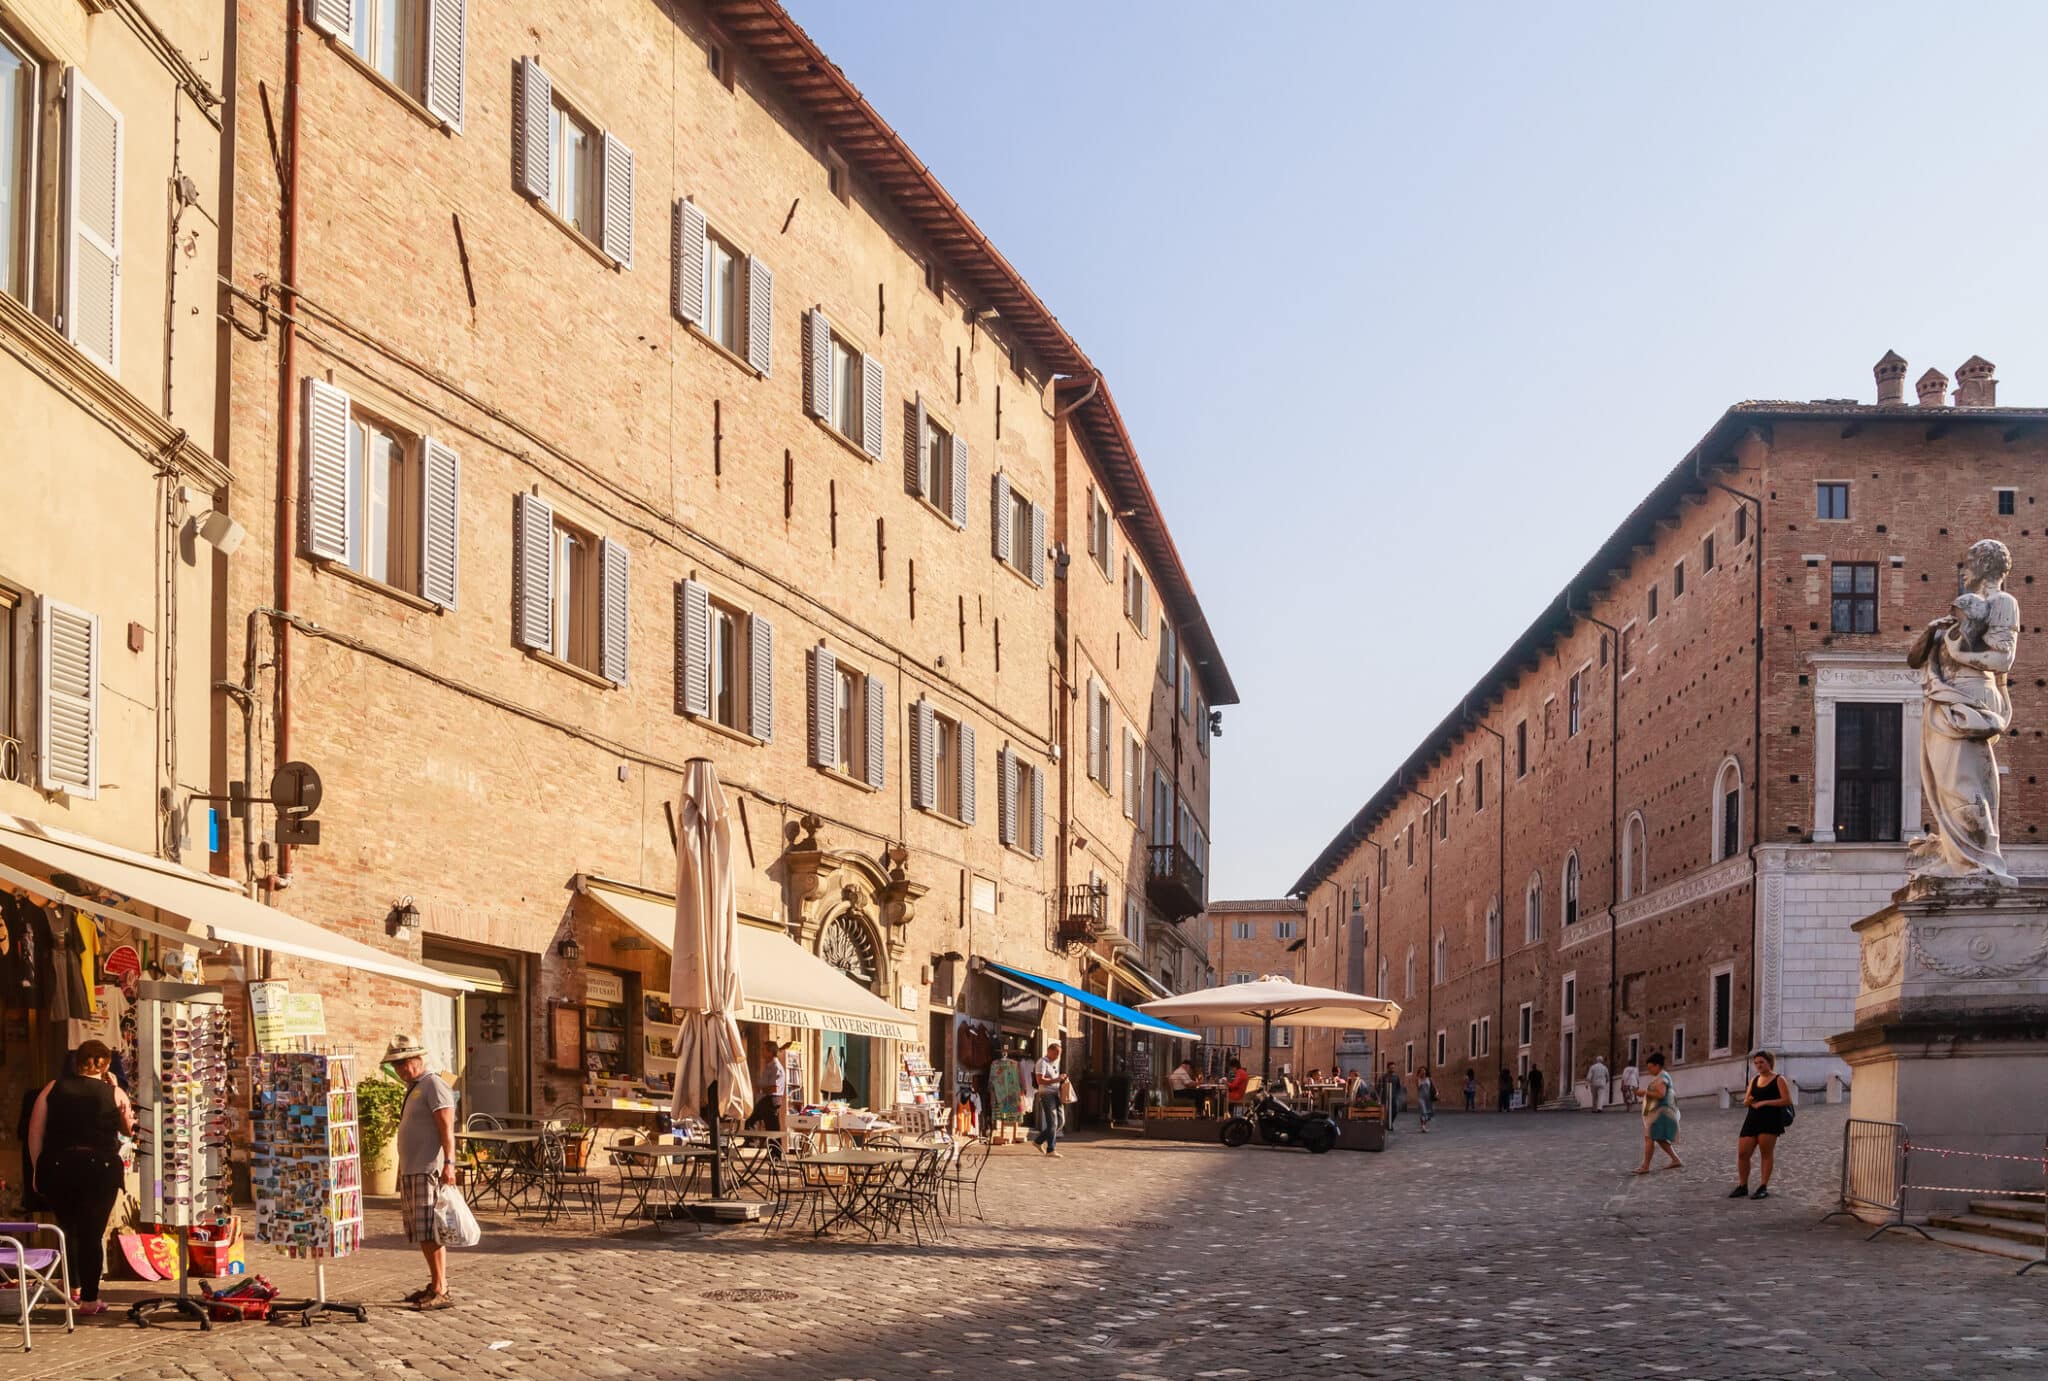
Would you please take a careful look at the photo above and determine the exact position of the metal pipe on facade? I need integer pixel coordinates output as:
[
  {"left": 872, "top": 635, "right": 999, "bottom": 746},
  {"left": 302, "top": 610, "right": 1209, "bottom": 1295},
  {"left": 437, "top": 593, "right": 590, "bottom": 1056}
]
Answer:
[
  {"left": 1567, "top": 594, "right": 1623, "bottom": 1081},
  {"left": 1359, "top": 837, "right": 1384, "bottom": 1078},
  {"left": 1406, "top": 786, "right": 1435, "bottom": 1073},
  {"left": 268, "top": 6, "right": 307, "bottom": 896},
  {"left": 1465, "top": 708, "right": 1507, "bottom": 1097}
]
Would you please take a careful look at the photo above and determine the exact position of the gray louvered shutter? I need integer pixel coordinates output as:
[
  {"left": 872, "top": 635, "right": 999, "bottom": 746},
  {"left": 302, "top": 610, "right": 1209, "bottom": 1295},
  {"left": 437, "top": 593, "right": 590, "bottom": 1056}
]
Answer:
[
  {"left": 598, "top": 538, "right": 629, "bottom": 684},
  {"left": 63, "top": 70, "right": 121, "bottom": 374},
  {"left": 514, "top": 58, "right": 551, "bottom": 201},
  {"left": 306, "top": 0, "right": 353, "bottom": 39},
  {"left": 423, "top": 0, "right": 466, "bottom": 130},
  {"left": 1028, "top": 762, "right": 1045, "bottom": 857},
  {"left": 957, "top": 721, "right": 976, "bottom": 826},
  {"left": 804, "top": 308, "right": 831, "bottom": 419},
  {"left": 512, "top": 492, "right": 554, "bottom": 650},
  {"left": 302, "top": 378, "right": 352, "bottom": 561},
  {"left": 905, "top": 395, "right": 926, "bottom": 497},
  {"left": 861, "top": 354, "right": 884, "bottom": 461},
  {"left": 911, "top": 699, "right": 936, "bottom": 811},
  {"left": 863, "top": 674, "right": 885, "bottom": 790},
  {"left": 672, "top": 200, "right": 706, "bottom": 324},
  {"left": 419, "top": 437, "right": 460, "bottom": 608},
  {"left": 807, "top": 646, "right": 837, "bottom": 767},
  {"left": 600, "top": 133, "right": 633, "bottom": 267},
  {"left": 997, "top": 746, "right": 1017, "bottom": 846},
  {"left": 1086, "top": 679, "right": 1102, "bottom": 782},
  {"left": 677, "top": 579, "right": 711, "bottom": 716},
  {"left": 747, "top": 614, "right": 773, "bottom": 741},
  {"left": 745, "top": 255, "right": 772, "bottom": 375},
  {"left": 991, "top": 472, "right": 1011, "bottom": 564},
  {"left": 37, "top": 597, "right": 99, "bottom": 798},
  {"left": 949, "top": 434, "right": 969, "bottom": 528},
  {"left": 1028, "top": 502, "right": 1047, "bottom": 586}
]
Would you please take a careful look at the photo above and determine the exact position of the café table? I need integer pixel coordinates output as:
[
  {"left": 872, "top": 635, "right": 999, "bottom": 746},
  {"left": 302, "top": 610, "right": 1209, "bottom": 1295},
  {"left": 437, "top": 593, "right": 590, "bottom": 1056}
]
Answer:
[
  {"left": 795, "top": 1149, "right": 915, "bottom": 1238},
  {"left": 456, "top": 1128, "right": 544, "bottom": 1210},
  {"left": 610, "top": 1143, "right": 719, "bottom": 1224}
]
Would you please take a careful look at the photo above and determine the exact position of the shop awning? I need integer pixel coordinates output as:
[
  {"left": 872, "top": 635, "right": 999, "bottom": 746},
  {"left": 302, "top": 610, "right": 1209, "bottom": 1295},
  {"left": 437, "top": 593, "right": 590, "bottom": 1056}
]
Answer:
[
  {"left": 0, "top": 814, "right": 473, "bottom": 994},
  {"left": 578, "top": 878, "right": 920, "bottom": 1042},
  {"left": 981, "top": 959, "right": 1198, "bottom": 1040},
  {"left": 1112, "top": 961, "right": 1174, "bottom": 1003}
]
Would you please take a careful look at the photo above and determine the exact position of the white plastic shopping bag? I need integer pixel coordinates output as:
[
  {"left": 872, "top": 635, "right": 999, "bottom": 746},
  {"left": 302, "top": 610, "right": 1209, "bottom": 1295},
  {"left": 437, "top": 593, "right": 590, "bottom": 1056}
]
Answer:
[{"left": 435, "top": 1185, "right": 483, "bottom": 1248}]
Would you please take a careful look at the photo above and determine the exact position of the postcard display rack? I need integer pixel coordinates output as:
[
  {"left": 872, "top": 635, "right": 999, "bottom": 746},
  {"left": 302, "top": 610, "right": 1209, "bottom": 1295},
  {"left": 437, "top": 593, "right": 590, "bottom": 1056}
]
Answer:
[
  {"left": 248, "top": 1050, "right": 368, "bottom": 1324},
  {"left": 129, "top": 983, "right": 235, "bottom": 1329}
]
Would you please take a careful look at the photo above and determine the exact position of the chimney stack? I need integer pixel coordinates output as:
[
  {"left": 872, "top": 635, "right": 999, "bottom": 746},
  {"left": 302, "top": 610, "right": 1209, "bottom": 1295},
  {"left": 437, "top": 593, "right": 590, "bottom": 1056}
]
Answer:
[
  {"left": 1874, "top": 350, "right": 1907, "bottom": 405},
  {"left": 1916, "top": 368, "right": 1949, "bottom": 407},
  {"left": 1954, "top": 356, "right": 1997, "bottom": 407}
]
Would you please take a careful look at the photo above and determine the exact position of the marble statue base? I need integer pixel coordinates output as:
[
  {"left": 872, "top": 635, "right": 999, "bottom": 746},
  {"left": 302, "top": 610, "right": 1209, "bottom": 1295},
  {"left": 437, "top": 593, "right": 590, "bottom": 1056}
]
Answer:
[{"left": 1830, "top": 874, "right": 2048, "bottom": 1202}]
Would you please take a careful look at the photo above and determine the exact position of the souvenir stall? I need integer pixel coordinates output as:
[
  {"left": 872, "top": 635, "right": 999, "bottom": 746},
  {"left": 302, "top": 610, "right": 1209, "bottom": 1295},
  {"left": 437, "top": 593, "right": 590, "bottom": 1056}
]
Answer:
[{"left": 247, "top": 1048, "right": 366, "bottom": 1323}]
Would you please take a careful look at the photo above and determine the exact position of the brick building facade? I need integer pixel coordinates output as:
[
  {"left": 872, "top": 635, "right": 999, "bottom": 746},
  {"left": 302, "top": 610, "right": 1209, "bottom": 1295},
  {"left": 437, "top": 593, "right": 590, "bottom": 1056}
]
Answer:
[
  {"left": 202, "top": 0, "right": 1231, "bottom": 1121},
  {"left": 1295, "top": 354, "right": 2048, "bottom": 1103},
  {"left": 1191, "top": 898, "right": 1307, "bottom": 1074}
]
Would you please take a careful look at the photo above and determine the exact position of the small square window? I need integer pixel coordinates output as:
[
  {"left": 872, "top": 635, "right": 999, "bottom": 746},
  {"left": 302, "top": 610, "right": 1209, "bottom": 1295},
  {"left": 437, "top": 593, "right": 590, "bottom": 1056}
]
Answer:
[
  {"left": 923, "top": 257, "right": 943, "bottom": 298},
  {"left": 1703, "top": 534, "right": 1716, "bottom": 571},
  {"left": 1648, "top": 584, "right": 1659, "bottom": 622},
  {"left": 1830, "top": 562, "right": 1878, "bottom": 634},
  {"left": 1817, "top": 482, "right": 1849, "bottom": 521},
  {"left": 825, "top": 149, "right": 849, "bottom": 204},
  {"left": 1997, "top": 489, "right": 2016, "bottom": 516}
]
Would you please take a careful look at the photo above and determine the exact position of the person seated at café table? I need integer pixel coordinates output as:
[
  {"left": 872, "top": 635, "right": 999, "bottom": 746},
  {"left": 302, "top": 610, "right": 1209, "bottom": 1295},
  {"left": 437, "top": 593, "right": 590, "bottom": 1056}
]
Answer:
[
  {"left": 1225, "top": 1058, "right": 1250, "bottom": 1111},
  {"left": 1167, "top": 1059, "right": 1204, "bottom": 1111}
]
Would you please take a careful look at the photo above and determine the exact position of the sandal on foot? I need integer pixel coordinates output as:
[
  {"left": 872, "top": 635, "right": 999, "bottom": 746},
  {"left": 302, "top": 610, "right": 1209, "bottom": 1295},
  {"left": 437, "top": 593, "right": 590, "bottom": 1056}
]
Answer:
[
  {"left": 416, "top": 1292, "right": 455, "bottom": 1312},
  {"left": 1727, "top": 1185, "right": 1752, "bottom": 1198},
  {"left": 403, "top": 1284, "right": 437, "bottom": 1304}
]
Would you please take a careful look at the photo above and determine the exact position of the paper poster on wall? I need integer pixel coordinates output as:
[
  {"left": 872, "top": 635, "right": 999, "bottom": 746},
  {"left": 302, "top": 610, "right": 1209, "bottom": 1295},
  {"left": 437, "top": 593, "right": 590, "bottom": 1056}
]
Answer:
[
  {"left": 250, "top": 981, "right": 290, "bottom": 1052},
  {"left": 284, "top": 992, "right": 327, "bottom": 1038},
  {"left": 989, "top": 1058, "right": 1022, "bottom": 1122}
]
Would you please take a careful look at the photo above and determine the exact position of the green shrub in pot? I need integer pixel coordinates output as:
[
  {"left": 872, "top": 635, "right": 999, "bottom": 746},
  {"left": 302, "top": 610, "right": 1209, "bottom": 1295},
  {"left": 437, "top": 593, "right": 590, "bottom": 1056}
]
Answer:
[{"left": 357, "top": 1075, "right": 409, "bottom": 1171}]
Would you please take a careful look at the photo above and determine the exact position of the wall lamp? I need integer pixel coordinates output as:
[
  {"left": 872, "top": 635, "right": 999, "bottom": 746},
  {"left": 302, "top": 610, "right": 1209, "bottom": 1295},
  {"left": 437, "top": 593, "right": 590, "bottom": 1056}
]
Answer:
[{"left": 386, "top": 896, "right": 420, "bottom": 942}]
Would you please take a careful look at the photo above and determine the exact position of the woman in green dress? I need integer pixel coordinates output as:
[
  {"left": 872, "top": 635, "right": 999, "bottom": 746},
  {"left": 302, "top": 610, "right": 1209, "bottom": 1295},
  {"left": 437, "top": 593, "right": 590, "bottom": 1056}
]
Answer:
[{"left": 1634, "top": 1052, "right": 1682, "bottom": 1173}]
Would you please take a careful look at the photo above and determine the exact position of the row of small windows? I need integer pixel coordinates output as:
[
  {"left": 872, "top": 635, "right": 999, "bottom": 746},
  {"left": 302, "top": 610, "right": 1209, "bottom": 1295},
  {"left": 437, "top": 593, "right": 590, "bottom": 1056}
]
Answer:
[{"left": 1818, "top": 481, "right": 2021, "bottom": 521}]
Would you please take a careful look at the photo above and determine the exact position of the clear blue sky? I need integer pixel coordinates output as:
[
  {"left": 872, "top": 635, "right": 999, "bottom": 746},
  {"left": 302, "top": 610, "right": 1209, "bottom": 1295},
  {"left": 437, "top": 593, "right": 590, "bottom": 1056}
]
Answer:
[{"left": 786, "top": 1, "right": 2048, "bottom": 899}]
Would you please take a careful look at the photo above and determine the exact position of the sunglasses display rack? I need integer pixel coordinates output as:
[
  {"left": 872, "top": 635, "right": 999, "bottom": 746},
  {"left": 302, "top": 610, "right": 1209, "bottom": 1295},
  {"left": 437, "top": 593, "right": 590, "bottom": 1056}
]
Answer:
[
  {"left": 248, "top": 1049, "right": 369, "bottom": 1325},
  {"left": 130, "top": 982, "right": 234, "bottom": 1330}
]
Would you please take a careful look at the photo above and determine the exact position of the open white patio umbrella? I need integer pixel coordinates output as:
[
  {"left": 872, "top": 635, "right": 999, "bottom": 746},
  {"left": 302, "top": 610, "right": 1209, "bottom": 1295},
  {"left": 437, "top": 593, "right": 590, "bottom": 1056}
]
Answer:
[
  {"left": 1139, "top": 975, "right": 1401, "bottom": 1086},
  {"left": 670, "top": 758, "right": 752, "bottom": 1196}
]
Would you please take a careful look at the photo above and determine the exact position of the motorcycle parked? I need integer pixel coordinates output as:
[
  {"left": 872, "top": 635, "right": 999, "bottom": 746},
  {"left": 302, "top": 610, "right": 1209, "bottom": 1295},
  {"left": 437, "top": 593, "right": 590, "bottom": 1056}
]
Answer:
[{"left": 1219, "top": 1092, "right": 1339, "bottom": 1154}]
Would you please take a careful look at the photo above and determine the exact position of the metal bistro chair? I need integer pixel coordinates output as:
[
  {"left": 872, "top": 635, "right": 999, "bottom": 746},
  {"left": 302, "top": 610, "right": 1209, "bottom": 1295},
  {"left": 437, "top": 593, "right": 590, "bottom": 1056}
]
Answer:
[
  {"left": 607, "top": 1129, "right": 661, "bottom": 1222},
  {"left": 874, "top": 1148, "right": 948, "bottom": 1246},
  {"left": 527, "top": 1127, "right": 605, "bottom": 1228},
  {"left": 941, "top": 1136, "right": 993, "bottom": 1222},
  {"left": 0, "top": 1222, "right": 71, "bottom": 1352}
]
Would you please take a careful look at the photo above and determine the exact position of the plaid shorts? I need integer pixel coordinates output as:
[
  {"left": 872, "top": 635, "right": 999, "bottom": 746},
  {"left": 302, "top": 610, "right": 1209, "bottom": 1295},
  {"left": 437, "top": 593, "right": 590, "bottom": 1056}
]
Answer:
[{"left": 400, "top": 1173, "right": 443, "bottom": 1245}]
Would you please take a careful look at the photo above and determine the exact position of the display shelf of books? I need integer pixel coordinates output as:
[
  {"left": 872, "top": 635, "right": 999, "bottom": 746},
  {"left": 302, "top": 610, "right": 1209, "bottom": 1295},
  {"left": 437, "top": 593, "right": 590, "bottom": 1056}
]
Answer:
[{"left": 249, "top": 1051, "right": 364, "bottom": 1259}]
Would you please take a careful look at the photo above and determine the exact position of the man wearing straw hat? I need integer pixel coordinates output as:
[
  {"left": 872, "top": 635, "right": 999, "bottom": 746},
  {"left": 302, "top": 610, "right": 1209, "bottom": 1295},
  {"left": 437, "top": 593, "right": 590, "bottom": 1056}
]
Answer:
[{"left": 387, "top": 1034, "right": 459, "bottom": 1311}]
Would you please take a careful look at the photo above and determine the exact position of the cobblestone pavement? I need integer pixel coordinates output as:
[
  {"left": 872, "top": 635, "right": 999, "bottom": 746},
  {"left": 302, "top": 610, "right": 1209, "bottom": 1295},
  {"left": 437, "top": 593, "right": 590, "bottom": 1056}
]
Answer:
[{"left": 11, "top": 1104, "right": 2044, "bottom": 1381}]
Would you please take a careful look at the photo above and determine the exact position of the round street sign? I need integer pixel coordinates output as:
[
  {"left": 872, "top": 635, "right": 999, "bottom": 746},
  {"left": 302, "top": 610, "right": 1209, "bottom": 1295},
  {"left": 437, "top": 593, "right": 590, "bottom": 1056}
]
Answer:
[{"left": 270, "top": 760, "right": 323, "bottom": 817}]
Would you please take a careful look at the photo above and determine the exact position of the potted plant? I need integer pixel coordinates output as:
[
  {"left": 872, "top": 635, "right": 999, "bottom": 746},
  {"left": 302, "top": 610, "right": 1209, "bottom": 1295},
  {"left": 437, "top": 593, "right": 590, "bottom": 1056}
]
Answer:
[
  {"left": 357, "top": 1075, "right": 409, "bottom": 1197},
  {"left": 559, "top": 1121, "right": 593, "bottom": 1171}
]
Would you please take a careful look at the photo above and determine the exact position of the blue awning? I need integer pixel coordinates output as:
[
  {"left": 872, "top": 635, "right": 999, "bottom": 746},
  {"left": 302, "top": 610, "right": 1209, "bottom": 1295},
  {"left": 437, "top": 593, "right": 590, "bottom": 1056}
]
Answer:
[{"left": 983, "top": 960, "right": 1199, "bottom": 1040}]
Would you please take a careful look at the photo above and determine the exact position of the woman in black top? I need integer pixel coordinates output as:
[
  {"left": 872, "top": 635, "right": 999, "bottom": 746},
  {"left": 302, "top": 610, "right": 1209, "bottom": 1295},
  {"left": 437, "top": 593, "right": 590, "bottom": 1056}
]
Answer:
[
  {"left": 1729, "top": 1049, "right": 1793, "bottom": 1201},
  {"left": 26, "top": 1040, "right": 134, "bottom": 1312}
]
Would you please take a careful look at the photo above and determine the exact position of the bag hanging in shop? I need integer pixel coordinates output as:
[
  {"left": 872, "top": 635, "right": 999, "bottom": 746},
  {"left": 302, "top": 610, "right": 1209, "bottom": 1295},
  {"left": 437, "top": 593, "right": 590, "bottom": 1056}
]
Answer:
[
  {"left": 1058, "top": 1075, "right": 1078, "bottom": 1105},
  {"left": 435, "top": 1186, "right": 483, "bottom": 1249}
]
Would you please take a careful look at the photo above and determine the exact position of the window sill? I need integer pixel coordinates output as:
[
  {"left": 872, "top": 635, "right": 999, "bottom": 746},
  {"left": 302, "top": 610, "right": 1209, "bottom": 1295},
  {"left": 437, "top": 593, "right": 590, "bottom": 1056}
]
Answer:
[
  {"left": 530, "top": 198, "right": 623, "bottom": 271},
  {"left": 686, "top": 323, "right": 765, "bottom": 379},
  {"left": 312, "top": 560, "right": 443, "bottom": 614},
  {"left": 525, "top": 648, "right": 616, "bottom": 689},
  {"left": 914, "top": 494, "right": 963, "bottom": 530},
  {"left": 996, "top": 558, "right": 1040, "bottom": 589},
  {"left": 919, "top": 806, "right": 970, "bottom": 829},
  {"left": 812, "top": 416, "right": 875, "bottom": 464},
  {"left": 688, "top": 715, "right": 766, "bottom": 749},
  {"left": 329, "top": 42, "right": 457, "bottom": 136},
  {"left": 815, "top": 765, "right": 879, "bottom": 793}
]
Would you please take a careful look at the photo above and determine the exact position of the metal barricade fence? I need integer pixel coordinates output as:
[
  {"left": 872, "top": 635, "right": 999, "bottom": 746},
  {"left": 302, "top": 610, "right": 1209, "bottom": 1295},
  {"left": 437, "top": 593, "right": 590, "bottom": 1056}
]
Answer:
[{"left": 1820, "top": 1120, "right": 2048, "bottom": 1275}]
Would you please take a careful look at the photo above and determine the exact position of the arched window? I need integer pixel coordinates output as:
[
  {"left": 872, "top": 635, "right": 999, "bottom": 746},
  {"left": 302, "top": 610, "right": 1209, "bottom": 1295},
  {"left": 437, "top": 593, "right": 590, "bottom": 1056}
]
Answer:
[
  {"left": 1377, "top": 957, "right": 1389, "bottom": 998},
  {"left": 1712, "top": 757, "right": 1744, "bottom": 862},
  {"left": 1563, "top": 852, "right": 1581, "bottom": 926},
  {"left": 1434, "top": 933, "right": 1447, "bottom": 985},
  {"left": 1621, "top": 811, "right": 1647, "bottom": 900},
  {"left": 1404, "top": 947, "right": 1416, "bottom": 998},
  {"left": 1525, "top": 872, "right": 1543, "bottom": 944},
  {"left": 1485, "top": 895, "right": 1502, "bottom": 961}
]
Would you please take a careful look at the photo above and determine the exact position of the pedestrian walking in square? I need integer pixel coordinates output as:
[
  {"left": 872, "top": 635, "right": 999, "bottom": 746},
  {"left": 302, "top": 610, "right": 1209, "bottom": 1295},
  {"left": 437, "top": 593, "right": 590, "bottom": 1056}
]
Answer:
[
  {"left": 1526, "top": 1065, "right": 1545, "bottom": 1110},
  {"left": 1730, "top": 1049, "right": 1795, "bottom": 1200},
  {"left": 1027, "top": 1042, "right": 1065, "bottom": 1157},
  {"left": 1587, "top": 1054, "right": 1610, "bottom": 1111},
  {"left": 1416, "top": 1068, "right": 1436, "bottom": 1132},
  {"left": 388, "top": 1035, "right": 460, "bottom": 1310},
  {"left": 1463, "top": 1068, "right": 1478, "bottom": 1112},
  {"left": 1620, "top": 1059, "right": 1640, "bottom": 1110},
  {"left": 1380, "top": 1061, "right": 1403, "bottom": 1125},
  {"left": 1497, "top": 1068, "right": 1513, "bottom": 1112},
  {"left": 1633, "top": 1052, "right": 1682, "bottom": 1173}
]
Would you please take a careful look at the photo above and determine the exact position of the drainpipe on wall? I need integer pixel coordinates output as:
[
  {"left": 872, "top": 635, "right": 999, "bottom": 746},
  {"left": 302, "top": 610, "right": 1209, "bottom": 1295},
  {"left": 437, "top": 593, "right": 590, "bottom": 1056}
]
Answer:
[
  {"left": 1567, "top": 594, "right": 1623, "bottom": 1082},
  {"left": 1465, "top": 708, "right": 1506, "bottom": 1096},
  {"left": 1406, "top": 786, "right": 1435, "bottom": 1072},
  {"left": 1360, "top": 837, "right": 1384, "bottom": 1077},
  {"left": 269, "top": 5, "right": 306, "bottom": 898}
]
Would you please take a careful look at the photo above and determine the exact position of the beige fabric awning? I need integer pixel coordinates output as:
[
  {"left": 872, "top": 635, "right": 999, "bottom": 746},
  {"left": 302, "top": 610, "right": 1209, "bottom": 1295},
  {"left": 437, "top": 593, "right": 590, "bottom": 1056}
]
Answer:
[
  {"left": 0, "top": 814, "right": 473, "bottom": 994},
  {"left": 579, "top": 878, "right": 919, "bottom": 1042}
]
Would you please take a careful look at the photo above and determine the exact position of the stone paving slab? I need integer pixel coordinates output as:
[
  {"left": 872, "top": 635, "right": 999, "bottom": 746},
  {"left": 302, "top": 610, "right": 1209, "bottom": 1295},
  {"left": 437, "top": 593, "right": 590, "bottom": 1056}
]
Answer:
[{"left": 4, "top": 1107, "right": 2042, "bottom": 1380}]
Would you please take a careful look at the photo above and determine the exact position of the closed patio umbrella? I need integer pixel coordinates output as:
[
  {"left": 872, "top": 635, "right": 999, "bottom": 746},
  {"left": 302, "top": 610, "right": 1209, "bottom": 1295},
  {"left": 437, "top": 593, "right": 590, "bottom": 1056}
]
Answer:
[
  {"left": 1139, "top": 976, "right": 1400, "bottom": 1087},
  {"left": 670, "top": 758, "right": 752, "bottom": 1197}
]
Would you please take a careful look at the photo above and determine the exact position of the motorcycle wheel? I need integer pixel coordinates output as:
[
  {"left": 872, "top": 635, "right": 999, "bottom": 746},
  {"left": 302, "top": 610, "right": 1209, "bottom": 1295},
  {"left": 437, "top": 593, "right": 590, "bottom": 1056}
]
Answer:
[
  {"left": 1303, "top": 1121, "right": 1338, "bottom": 1155},
  {"left": 1219, "top": 1118, "right": 1253, "bottom": 1148}
]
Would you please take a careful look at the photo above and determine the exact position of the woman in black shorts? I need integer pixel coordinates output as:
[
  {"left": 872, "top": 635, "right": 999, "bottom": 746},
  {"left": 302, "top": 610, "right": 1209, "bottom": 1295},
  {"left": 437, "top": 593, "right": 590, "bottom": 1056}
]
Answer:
[{"left": 1729, "top": 1049, "right": 1794, "bottom": 1200}]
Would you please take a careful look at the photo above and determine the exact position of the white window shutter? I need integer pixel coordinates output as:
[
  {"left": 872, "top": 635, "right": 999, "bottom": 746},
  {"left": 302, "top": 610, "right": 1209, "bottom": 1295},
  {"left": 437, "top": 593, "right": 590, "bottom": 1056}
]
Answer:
[
  {"left": 745, "top": 255, "right": 773, "bottom": 376},
  {"left": 63, "top": 70, "right": 121, "bottom": 374},
  {"left": 306, "top": 0, "right": 353, "bottom": 39},
  {"left": 419, "top": 437, "right": 461, "bottom": 608},
  {"left": 514, "top": 58, "right": 551, "bottom": 202},
  {"left": 804, "top": 308, "right": 831, "bottom": 419},
  {"left": 747, "top": 614, "right": 774, "bottom": 742},
  {"left": 998, "top": 746, "right": 1017, "bottom": 845},
  {"left": 672, "top": 199, "right": 706, "bottom": 324},
  {"left": 905, "top": 394, "right": 926, "bottom": 497},
  {"left": 950, "top": 434, "right": 969, "bottom": 528},
  {"left": 991, "top": 472, "right": 1011, "bottom": 564},
  {"left": 512, "top": 492, "right": 553, "bottom": 650},
  {"left": 676, "top": 579, "right": 711, "bottom": 716},
  {"left": 302, "top": 378, "right": 352, "bottom": 562},
  {"left": 957, "top": 721, "right": 977, "bottom": 825},
  {"left": 1028, "top": 762, "right": 1045, "bottom": 857},
  {"left": 807, "top": 645, "right": 838, "bottom": 768},
  {"left": 863, "top": 674, "right": 886, "bottom": 791},
  {"left": 1029, "top": 502, "right": 1047, "bottom": 586},
  {"left": 1086, "top": 678, "right": 1101, "bottom": 783},
  {"left": 912, "top": 699, "right": 937, "bottom": 811},
  {"left": 600, "top": 132, "right": 634, "bottom": 268},
  {"left": 37, "top": 597, "right": 99, "bottom": 798},
  {"left": 423, "top": 0, "right": 466, "bottom": 130},
  {"left": 861, "top": 354, "right": 885, "bottom": 461},
  {"left": 598, "top": 537, "right": 629, "bottom": 685}
]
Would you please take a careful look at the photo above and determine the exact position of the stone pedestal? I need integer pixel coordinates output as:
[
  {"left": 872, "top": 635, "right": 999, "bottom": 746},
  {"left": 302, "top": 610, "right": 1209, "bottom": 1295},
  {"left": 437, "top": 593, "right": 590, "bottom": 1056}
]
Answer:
[{"left": 1831, "top": 875, "right": 2048, "bottom": 1201}]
